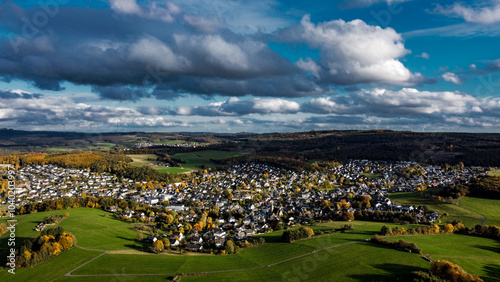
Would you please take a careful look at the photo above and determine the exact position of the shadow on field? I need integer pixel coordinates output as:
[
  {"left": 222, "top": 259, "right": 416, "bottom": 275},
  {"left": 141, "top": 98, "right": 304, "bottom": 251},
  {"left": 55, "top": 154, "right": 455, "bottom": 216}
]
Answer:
[
  {"left": 473, "top": 243, "right": 500, "bottom": 254},
  {"left": 124, "top": 243, "right": 145, "bottom": 251},
  {"left": 347, "top": 230, "right": 377, "bottom": 236},
  {"left": 116, "top": 235, "right": 136, "bottom": 243},
  {"left": 483, "top": 264, "right": 500, "bottom": 282},
  {"left": 349, "top": 263, "right": 427, "bottom": 281},
  {"left": 0, "top": 236, "right": 33, "bottom": 265}
]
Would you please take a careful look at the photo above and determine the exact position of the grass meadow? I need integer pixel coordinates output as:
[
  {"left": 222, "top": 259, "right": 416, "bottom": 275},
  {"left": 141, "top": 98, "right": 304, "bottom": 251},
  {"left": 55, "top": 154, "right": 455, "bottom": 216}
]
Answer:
[
  {"left": 1, "top": 205, "right": 497, "bottom": 281},
  {"left": 389, "top": 191, "right": 484, "bottom": 227}
]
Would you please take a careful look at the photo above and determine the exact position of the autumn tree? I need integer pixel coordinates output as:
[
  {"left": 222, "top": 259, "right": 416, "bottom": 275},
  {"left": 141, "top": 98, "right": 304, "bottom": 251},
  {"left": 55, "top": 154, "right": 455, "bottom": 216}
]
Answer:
[
  {"left": 224, "top": 240, "right": 235, "bottom": 254},
  {"left": 152, "top": 240, "right": 164, "bottom": 253}
]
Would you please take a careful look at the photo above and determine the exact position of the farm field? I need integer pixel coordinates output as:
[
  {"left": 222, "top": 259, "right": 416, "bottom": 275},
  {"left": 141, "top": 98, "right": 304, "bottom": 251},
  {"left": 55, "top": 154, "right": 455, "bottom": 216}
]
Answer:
[
  {"left": 126, "top": 150, "right": 247, "bottom": 173},
  {"left": 488, "top": 169, "right": 500, "bottom": 177},
  {"left": 66, "top": 242, "right": 429, "bottom": 282},
  {"left": 0, "top": 208, "right": 432, "bottom": 281},
  {"left": 69, "top": 221, "right": 428, "bottom": 281},
  {"left": 389, "top": 190, "right": 484, "bottom": 227},
  {"left": 45, "top": 142, "right": 116, "bottom": 152},
  {"left": 157, "top": 139, "right": 190, "bottom": 145},
  {"left": 0, "top": 247, "right": 103, "bottom": 281},
  {"left": 459, "top": 197, "right": 500, "bottom": 226},
  {"left": 127, "top": 154, "right": 160, "bottom": 167},
  {"left": 0, "top": 208, "right": 137, "bottom": 261},
  {"left": 169, "top": 150, "right": 248, "bottom": 171},
  {"left": 385, "top": 234, "right": 500, "bottom": 281},
  {"left": 1, "top": 209, "right": 496, "bottom": 281},
  {"left": 191, "top": 150, "right": 248, "bottom": 160},
  {"left": 155, "top": 167, "right": 192, "bottom": 174},
  {"left": 360, "top": 172, "right": 383, "bottom": 179}
]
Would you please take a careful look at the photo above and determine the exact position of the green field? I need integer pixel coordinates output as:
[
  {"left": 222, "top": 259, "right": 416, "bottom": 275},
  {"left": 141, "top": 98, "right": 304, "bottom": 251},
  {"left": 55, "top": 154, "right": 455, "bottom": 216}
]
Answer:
[
  {"left": 0, "top": 210, "right": 432, "bottom": 281},
  {"left": 2, "top": 208, "right": 496, "bottom": 281},
  {"left": 46, "top": 142, "right": 116, "bottom": 152},
  {"left": 192, "top": 150, "right": 247, "bottom": 160},
  {"left": 127, "top": 154, "right": 160, "bottom": 167},
  {"left": 488, "top": 169, "right": 500, "bottom": 177},
  {"left": 157, "top": 139, "right": 190, "bottom": 145},
  {"left": 0, "top": 208, "right": 136, "bottom": 280},
  {"left": 68, "top": 221, "right": 429, "bottom": 281},
  {"left": 0, "top": 208, "right": 138, "bottom": 255},
  {"left": 389, "top": 190, "right": 484, "bottom": 227},
  {"left": 360, "top": 172, "right": 383, "bottom": 179},
  {"left": 460, "top": 197, "right": 500, "bottom": 226},
  {"left": 155, "top": 167, "right": 192, "bottom": 174},
  {"left": 127, "top": 151, "right": 247, "bottom": 173},
  {"left": 0, "top": 247, "right": 103, "bottom": 281},
  {"left": 386, "top": 234, "right": 500, "bottom": 281},
  {"left": 169, "top": 150, "right": 248, "bottom": 171},
  {"left": 65, "top": 242, "right": 429, "bottom": 282}
]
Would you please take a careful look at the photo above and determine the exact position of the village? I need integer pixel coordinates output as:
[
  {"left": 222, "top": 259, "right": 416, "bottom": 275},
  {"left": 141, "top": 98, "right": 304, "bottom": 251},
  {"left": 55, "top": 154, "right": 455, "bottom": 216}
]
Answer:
[{"left": 7, "top": 160, "right": 488, "bottom": 252}]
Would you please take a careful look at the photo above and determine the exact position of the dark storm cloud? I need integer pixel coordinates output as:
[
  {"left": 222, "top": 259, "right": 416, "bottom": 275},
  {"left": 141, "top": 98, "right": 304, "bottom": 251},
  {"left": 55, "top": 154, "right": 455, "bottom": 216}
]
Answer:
[
  {"left": 0, "top": 1, "right": 432, "bottom": 102},
  {"left": 156, "top": 75, "right": 328, "bottom": 98},
  {"left": 91, "top": 85, "right": 149, "bottom": 102},
  {"left": 0, "top": 89, "right": 42, "bottom": 99},
  {"left": 0, "top": 3, "right": 297, "bottom": 99}
]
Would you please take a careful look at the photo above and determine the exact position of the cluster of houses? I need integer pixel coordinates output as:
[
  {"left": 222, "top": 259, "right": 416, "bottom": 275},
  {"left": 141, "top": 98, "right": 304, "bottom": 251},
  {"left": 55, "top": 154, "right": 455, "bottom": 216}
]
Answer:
[
  {"left": 5, "top": 160, "right": 489, "bottom": 251},
  {"left": 10, "top": 165, "right": 140, "bottom": 207},
  {"left": 133, "top": 141, "right": 206, "bottom": 149}
]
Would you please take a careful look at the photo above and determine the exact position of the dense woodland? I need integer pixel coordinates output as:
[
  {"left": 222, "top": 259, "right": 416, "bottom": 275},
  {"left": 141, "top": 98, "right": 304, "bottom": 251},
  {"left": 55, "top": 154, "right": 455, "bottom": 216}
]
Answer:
[{"left": 441, "top": 176, "right": 500, "bottom": 199}]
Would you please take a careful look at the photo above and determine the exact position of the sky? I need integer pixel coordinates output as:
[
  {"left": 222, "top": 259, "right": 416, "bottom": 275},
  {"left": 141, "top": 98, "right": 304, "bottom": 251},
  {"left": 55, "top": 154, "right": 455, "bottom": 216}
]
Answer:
[{"left": 0, "top": 0, "right": 500, "bottom": 133}]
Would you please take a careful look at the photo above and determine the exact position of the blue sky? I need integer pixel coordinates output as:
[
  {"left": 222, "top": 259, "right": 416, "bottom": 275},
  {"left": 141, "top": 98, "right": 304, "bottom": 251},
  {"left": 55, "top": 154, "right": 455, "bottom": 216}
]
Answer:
[{"left": 0, "top": 0, "right": 500, "bottom": 133}]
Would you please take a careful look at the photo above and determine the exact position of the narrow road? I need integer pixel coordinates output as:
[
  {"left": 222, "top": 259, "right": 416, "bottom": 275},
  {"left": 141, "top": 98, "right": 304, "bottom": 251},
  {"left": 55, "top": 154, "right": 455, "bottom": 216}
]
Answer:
[
  {"left": 64, "top": 247, "right": 109, "bottom": 277},
  {"left": 66, "top": 241, "right": 359, "bottom": 278},
  {"left": 457, "top": 197, "right": 488, "bottom": 225}
]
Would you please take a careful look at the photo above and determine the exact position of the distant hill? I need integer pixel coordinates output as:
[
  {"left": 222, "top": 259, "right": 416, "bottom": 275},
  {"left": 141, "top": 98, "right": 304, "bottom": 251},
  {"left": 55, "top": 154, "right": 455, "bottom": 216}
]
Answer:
[
  {"left": 235, "top": 130, "right": 500, "bottom": 167},
  {"left": 1, "top": 129, "right": 500, "bottom": 167}
]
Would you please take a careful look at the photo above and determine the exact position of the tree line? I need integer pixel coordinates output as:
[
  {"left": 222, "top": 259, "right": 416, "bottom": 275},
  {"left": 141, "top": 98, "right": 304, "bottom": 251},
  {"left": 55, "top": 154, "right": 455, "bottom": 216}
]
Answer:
[
  {"left": 442, "top": 176, "right": 500, "bottom": 199},
  {"left": 370, "top": 235, "right": 422, "bottom": 254},
  {"left": 281, "top": 227, "right": 315, "bottom": 243}
]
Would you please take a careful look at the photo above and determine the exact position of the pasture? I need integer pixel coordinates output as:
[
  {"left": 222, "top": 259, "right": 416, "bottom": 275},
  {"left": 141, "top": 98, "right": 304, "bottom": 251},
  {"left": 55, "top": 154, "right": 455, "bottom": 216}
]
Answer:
[
  {"left": 1, "top": 209, "right": 495, "bottom": 281},
  {"left": 386, "top": 234, "right": 500, "bottom": 281},
  {"left": 459, "top": 197, "right": 500, "bottom": 226},
  {"left": 389, "top": 191, "right": 484, "bottom": 227},
  {"left": 487, "top": 169, "right": 500, "bottom": 177},
  {"left": 127, "top": 154, "right": 160, "bottom": 167}
]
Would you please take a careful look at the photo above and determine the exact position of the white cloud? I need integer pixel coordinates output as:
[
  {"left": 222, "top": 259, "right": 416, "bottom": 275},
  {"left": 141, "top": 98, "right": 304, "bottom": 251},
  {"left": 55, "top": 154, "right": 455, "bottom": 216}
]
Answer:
[
  {"left": 417, "top": 52, "right": 430, "bottom": 59},
  {"left": 183, "top": 14, "right": 222, "bottom": 32},
  {"left": 340, "top": 0, "right": 411, "bottom": 9},
  {"left": 110, "top": 0, "right": 179, "bottom": 22},
  {"left": 175, "top": 35, "right": 250, "bottom": 72},
  {"left": 302, "top": 88, "right": 486, "bottom": 116},
  {"left": 107, "top": 116, "right": 188, "bottom": 127},
  {"left": 176, "top": 97, "right": 300, "bottom": 116},
  {"left": 296, "top": 58, "right": 321, "bottom": 78},
  {"left": 435, "top": 1, "right": 500, "bottom": 24},
  {"left": 289, "top": 15, "right": 415, "bottom": 85},
  {"left": 442, "top": 72, "right": 464, "bottom": 85},
  {"left": 109, "top": 0, "right": 141, "bottom": 14},
  {"left": 128, "top": 36, "right": 190, "bottom": 72},
  {"left": 0, "top": 90, "right": 142, "bottom": 125}
]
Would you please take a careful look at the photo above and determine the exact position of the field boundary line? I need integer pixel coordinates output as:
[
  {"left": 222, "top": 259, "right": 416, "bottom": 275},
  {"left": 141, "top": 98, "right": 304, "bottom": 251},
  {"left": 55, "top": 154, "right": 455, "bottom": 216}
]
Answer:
[
  {"left": 457, "top": 197, "right": 488, "bottom": 225},
  {"left": 66, "top": 241, "right": 360, "bottom": 277},
  {"left": 64, "top": 249, "right": 108, "bottom": 277}
]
